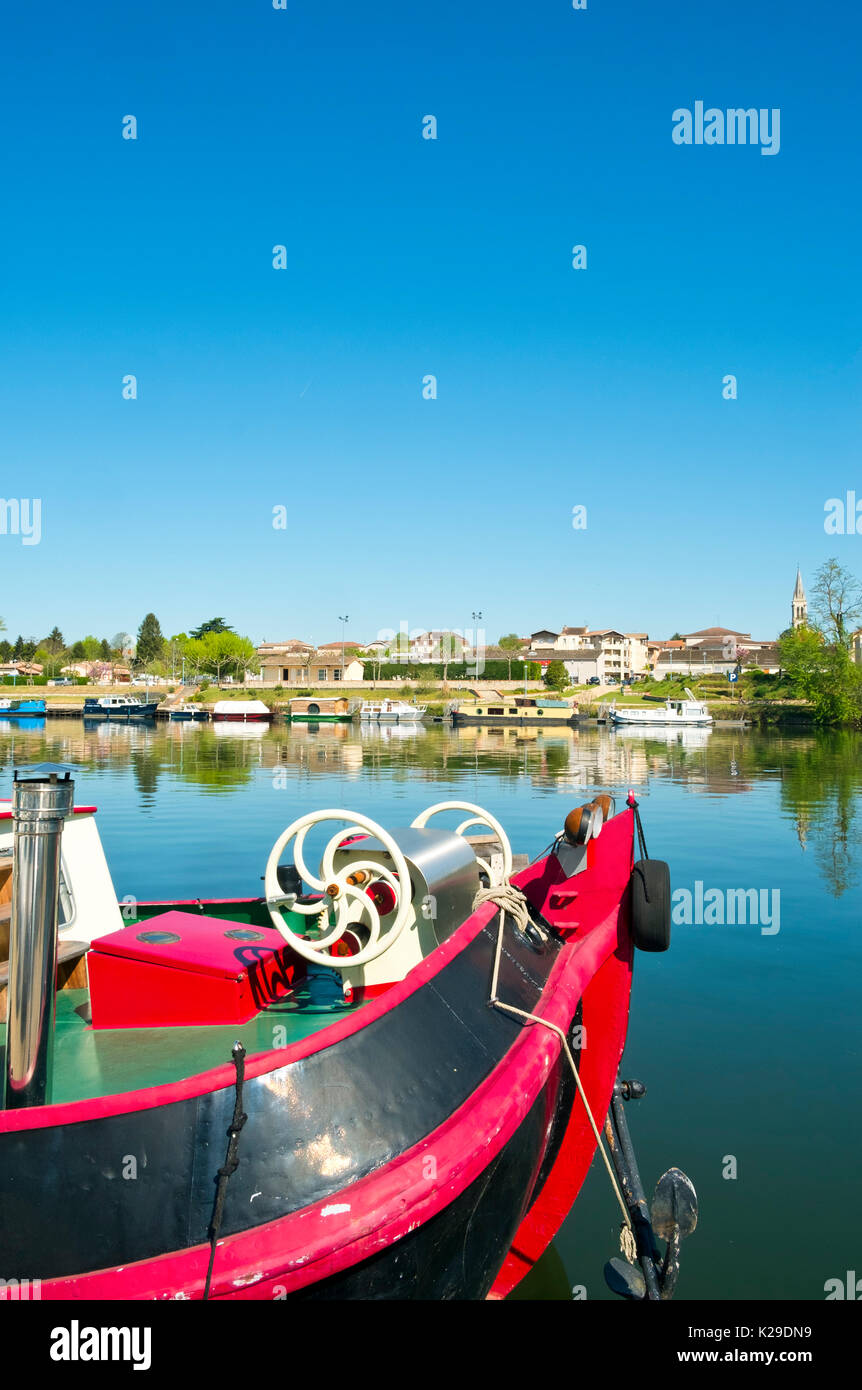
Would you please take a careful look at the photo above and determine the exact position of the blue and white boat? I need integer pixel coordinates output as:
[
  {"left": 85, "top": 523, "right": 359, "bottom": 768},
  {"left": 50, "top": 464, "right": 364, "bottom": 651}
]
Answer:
[
  {"left": 83, "top": 695, "right": 159, "bottom": 721},
  {"left": 169, "top": 703, "right": 209, "bottom": 722},
  {"left": 0, "top": 698, "right": 47, "bottom": 717}
]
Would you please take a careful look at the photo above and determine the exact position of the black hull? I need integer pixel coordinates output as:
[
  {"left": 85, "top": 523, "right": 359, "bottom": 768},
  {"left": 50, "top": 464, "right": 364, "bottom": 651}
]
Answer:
[
  {"left": 453, "top": 714, "right": 579, "bottom": 727},
  {"left": 0, "top": 910, "right": 565, "bottom": 1282},
  {"left": 285, "top": 1065, "right": 571, "bottom": 1300}
]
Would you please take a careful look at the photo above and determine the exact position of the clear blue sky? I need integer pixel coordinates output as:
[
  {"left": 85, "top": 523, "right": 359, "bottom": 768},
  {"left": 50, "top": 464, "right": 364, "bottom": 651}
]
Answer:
[{"left": 2, "top": 0, "right": 859, "bottom": 648}]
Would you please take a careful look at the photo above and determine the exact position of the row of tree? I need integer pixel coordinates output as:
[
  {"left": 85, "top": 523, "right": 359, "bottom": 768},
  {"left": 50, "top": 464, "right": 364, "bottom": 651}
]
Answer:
[{"left": 0, "top": 615, "right": 258, "bottom": 685}]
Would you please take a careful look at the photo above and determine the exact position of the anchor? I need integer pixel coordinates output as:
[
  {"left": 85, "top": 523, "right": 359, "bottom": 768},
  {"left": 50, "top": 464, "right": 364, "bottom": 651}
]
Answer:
[{"left": 602, "top": 1076, "right": 698, "bottom": 1301}]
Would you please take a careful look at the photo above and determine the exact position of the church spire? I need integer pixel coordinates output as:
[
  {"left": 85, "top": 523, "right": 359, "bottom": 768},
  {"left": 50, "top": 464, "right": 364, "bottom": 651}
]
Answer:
[{"left": 792, "top": 568, "right": 807, "bottom": 628}]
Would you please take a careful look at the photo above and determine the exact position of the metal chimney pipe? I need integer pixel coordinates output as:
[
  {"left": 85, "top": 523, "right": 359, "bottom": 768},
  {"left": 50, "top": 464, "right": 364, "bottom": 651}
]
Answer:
[{"left": 2, "top": 773, "right": 75, "bottom": 1110}]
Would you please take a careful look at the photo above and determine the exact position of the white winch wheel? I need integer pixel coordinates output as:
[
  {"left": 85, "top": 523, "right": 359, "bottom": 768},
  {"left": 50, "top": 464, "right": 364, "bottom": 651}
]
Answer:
[
  {"left": 264, "top": 809, "right": 413, "bottom": 967},
  {"left": 410, "top": 800, "right": 513, "bottom": 885}
]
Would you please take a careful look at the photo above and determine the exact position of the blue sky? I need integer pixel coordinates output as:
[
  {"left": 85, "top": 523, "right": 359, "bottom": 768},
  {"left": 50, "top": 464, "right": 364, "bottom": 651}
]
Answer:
[{"left": 1, "top": 0, "right": 859, "bottom": 649}]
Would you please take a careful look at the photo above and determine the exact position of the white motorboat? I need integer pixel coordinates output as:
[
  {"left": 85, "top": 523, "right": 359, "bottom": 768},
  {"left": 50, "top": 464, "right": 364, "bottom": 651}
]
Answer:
[
  {"left": 607, "top": 688, "right": 713, "bottom": 728},
  {"left": 211, "top": 700, "right": 272, "bottom": 723},
  {"left": 359, "top": 698, "right": 426, "bottom": 723}
]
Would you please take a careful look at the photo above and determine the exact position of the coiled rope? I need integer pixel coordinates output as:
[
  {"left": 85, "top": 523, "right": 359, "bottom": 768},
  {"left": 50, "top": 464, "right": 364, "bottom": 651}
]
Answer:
[{"left": 478, "top": 882, "right": 637, "bottom": 1263}]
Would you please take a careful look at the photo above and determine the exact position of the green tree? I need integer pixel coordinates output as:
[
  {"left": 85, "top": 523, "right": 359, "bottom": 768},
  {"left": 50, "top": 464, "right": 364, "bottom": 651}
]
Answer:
[
  {"left": 499, "top": 633, "right": 523, "bottom": 680},
  {"left": 185, "top": 630, "right": 256, "bottom": 684},
  {"left": 777, "top": 625, "right": 862, "bottom": 725},
  {"left": 810, "top": 558, "right": 862, "bottom": 645},
  {"left": 189, "top": 618, "right": 234, "bottom": 640},
  {"left": 544, "top": 660, "right": 569, "bottom": 692},
  {"left": 43, "top": 627, "right": 65, "bottom": 654},
  {"left": 136, "top": 613, "right": 165, "bottom": 666}
]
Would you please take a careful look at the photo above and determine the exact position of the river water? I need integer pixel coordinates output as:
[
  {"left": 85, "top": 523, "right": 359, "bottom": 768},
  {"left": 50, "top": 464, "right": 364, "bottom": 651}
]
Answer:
[{"left": 2, "top": 716, "right": 859, "bottom": 1301}]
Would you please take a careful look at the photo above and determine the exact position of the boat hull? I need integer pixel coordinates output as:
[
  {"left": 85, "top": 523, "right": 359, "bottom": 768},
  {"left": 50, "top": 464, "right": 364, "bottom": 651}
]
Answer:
[
  {"left": 0, "top": 814, "right": 635, "bottom": 1300},
  {"left": 211, "top": 712, "right": 271, "bottom": 723},
  {"left": 609, "top": 713, "right": 712, "bottom": 727},
  {"left": 82, "top": 703, "right": 159, "bottom": 720},
  {"left": 288, "top": 714, "right": 354, "bottom": 722},
  {"left": 0, "top": 700, "right": 47, "bottom": 717},
  {"left": 453, "top": 713, "right": 578, "bottom": 727}
]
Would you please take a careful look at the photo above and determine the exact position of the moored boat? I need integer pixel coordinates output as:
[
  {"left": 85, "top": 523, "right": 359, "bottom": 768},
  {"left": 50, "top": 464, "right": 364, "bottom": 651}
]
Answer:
[
  {"left": 169, "top": 703, "right": 209, "bottom": 721},
  {"left": 359, "top": 698, "right": 426, "bottom": 723},
  {"left": 82, "top": 695, "right": 159, "bottom": 721},
  {"left": 0, "top": 698, "right": 47, "bottom": 717},
  {"left": 0, "top": 775, "right": 696, "bottom": 1302},
  {"left": 452, "top": 693, "right": 579, "bottom": 727},
  {"left": 211, "top": 699, "right": 272, "bottom": 723},
  {"left": 608, "top": 688, "right": 713, "bottom": 728},
  {"left": 287, "top": 696, "right": 357, "bottom": 722}
]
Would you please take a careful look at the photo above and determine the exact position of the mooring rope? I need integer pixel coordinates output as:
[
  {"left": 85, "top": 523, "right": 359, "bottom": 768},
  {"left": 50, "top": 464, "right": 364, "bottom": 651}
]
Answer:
[
  {"left": 478, "top": 883, "right": 637, "bottom": 1263},
  {"left": 203, "top": 1041, "right": 248, "bottom": 1301}
]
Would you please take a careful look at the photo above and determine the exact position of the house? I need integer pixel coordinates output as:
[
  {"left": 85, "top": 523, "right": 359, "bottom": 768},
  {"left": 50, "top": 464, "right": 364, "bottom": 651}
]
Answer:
[
  {"left": 257, "top": 639, "right": 314, "bottom": 659},
  {"left": 317, "top": 641, "right": 365, "bottom": 654},
  {"left": 0, "top": 661, "right": 43, "bottom": 681},
  {"left": 528, "top": 630, "right": 559, "bottom": 651},
  {"left": 60, "top": 662, "right": 131, "bottom": 685},
  {"left": 529, "top": 627, "right": 650, "bottom": 681},
  {"left": 258, "top": 647, "right": 365, "bottom": 684},
  {"left": 651, "top": 629, "right": 781, "bottom": 676},
  {"left": 409, "top": 631, "right": 469, "bottom": 663}
]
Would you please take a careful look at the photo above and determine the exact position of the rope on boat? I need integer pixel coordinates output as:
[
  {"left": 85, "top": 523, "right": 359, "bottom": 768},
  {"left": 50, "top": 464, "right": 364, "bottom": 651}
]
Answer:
[
  {"left": 203, "top": 1041, "right": 248, "bottom": 1301},
  {"left": 478, "top": 883, "right": 638, "bottom": 1264}
]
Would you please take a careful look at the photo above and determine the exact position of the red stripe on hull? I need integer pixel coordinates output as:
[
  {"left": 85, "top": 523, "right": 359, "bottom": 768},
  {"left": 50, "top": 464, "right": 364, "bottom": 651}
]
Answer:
[{"left": 35, "top": 903, "right": 629, "bottom": 1299}]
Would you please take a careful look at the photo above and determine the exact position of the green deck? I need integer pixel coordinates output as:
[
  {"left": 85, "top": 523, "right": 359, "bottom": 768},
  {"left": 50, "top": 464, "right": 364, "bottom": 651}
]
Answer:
[{"left": 1, "top": 901, "right": 363, "bottom": 1105}]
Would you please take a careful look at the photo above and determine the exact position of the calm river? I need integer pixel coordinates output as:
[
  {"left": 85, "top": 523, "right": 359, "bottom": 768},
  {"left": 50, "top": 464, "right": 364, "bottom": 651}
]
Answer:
[{"left": 2, "top": 716, "right": 859, "bottom": 1301}]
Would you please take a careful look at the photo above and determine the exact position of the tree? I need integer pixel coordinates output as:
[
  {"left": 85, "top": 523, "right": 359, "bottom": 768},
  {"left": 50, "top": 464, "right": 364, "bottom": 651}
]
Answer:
[
  {"left": 778, "top": 625, "right": 862, "bottom": 725},
  {"left": 184, "top": 630, "right": 256, "bottom": 684},
  {"left": 189, "top": 618, "right": 234, "bottom": 640},
  {"left": 810, "top": 558, "right": 862, "bottom": 646},
  {"left": 136, "top": 613, "right": 165, "bottom": 666},
  {"left": 544, "top": 660, "right": 569, "bottom": 692},
  {"left": 99, "top": 638, "right": 111, "bottom": 660},
  {"left": 499, "top": 634, "right": 523, "bottom": 680},
  {"left": 43, "top": 627, "right": 64, "bottom": 654},
  {"left": 437, "top": 633, "right": 460, "bottom": 686}
]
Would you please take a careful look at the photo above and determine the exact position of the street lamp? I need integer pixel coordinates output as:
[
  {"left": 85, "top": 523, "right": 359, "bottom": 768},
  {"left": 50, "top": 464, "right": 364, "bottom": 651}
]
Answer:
[
  {"left": 338, "top": 615, "right": 349, "bottom": 679},
  {"left": 471, "top": 611, "right": 482, "bottom": 674}
]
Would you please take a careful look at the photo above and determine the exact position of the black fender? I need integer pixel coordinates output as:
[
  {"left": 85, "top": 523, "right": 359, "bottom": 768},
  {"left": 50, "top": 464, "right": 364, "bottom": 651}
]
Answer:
[{"left": 630, "top": 858, "right": 671, "bottom": 952}]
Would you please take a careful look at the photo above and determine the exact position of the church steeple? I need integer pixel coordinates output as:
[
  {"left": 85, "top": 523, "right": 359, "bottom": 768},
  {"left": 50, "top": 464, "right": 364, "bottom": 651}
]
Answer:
[{"left": 792, "top": 568, "right": 807, "bottom": 628}]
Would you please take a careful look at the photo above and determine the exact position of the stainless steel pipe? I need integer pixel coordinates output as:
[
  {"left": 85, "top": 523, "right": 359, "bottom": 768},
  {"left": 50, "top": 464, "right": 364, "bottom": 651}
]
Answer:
[{"left": 3, "top": 774, "right": 75, "bottom": 1109}]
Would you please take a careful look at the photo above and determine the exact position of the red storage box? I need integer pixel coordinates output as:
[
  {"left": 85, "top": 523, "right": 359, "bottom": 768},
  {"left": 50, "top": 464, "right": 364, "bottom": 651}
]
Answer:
[{"left": 88, "top": 910, "right": 299, "bottom": 1029}]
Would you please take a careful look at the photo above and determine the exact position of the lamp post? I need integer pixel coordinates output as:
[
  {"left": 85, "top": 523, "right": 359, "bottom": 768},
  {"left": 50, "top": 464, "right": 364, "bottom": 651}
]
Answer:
[
  {"left": 471, "top": 611, "right": 482, "bottom": 677},
  {"left": 338, "top": 615, "right": 349, "bottom": 679}
]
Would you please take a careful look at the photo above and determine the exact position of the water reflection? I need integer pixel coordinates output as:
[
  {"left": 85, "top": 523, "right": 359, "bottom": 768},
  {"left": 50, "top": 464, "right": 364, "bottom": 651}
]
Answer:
[{"left": 1, "top": 720, "right": 860, "bottom": 898}]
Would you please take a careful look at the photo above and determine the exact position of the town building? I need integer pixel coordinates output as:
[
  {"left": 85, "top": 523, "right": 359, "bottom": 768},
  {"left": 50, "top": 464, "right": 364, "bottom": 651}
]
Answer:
[
  {"left": 0, "top": 661, "right": 43, "bottom": 681},
  {"left": 256, "top": 645, "right": 365, "bottom": 684},
  {"left": 651, "top": 629, "right": 780, "bottom": 676},
  {"left": 527, "top": 627, "right": 650, "bottom": 682}
]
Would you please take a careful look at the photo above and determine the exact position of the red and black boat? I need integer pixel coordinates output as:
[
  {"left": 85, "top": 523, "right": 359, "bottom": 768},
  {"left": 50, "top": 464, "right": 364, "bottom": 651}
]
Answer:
[{"left": 0, "top": 773, "right": 695, "bottom": 1301}]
